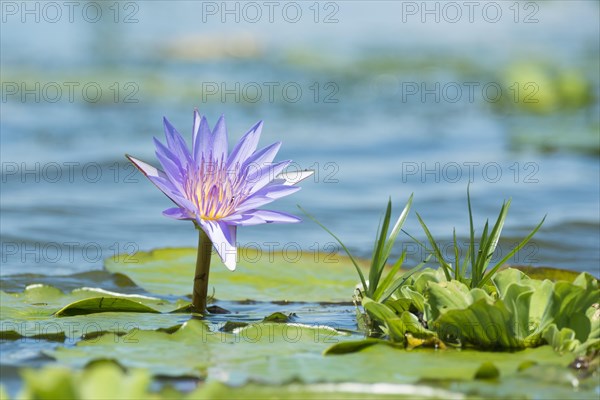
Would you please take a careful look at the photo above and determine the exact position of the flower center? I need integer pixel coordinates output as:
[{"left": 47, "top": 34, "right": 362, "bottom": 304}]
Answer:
[{"left": 184, "top": 156, "right": 248, "bottom": 220}]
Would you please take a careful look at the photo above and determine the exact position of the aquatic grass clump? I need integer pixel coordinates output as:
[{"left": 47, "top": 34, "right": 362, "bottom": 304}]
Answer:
[
  {"left": 303, "top": 189, "right": 597, "bottom": 355},
  {"left": 127, "top": 110, "right": 311, "bottom": 313},
  {"left": 300, "top": 195, "right": 425, "bottom": 303},
  {"left": 325, "top": 267, "right": 599, "bottom": 353},
  {"left": 413, "top": 186, "right": 546, "bottom": 288}
]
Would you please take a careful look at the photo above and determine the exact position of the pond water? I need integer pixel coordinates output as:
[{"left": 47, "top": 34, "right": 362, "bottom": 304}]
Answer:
[
  {"left": 2, "top": 2, "right": 598, "bottom": 279},
  {"left": 1, "top": 1, "right": 599, "bottom": 396}
]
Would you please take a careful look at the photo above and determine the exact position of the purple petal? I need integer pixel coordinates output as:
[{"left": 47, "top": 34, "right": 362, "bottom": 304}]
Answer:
[
  {"left": 163, "top": 207, "right": 192, "bottom": 220},
  {"left": 163, "top": 117, "right": 192, "bottom": 167},
  {"left": 223, "top": 210, "right": 300, "bottom": 226},
  {"left": 209, "top": 115, "right": 228, "bottom": 162},
  {"left": 126, "top": 155, "right": 192, "bottom": 209},
  {"left": 236, "top": 184, "right": 300, "bottom": 212},
  {"left": 148, "top": 175, "right": 196, "bottom": 211},
  {"left": 200, "top": 219, "right": 237, "bottom": 271},
  {"left": 126, "top": 154, "right": 164, "bottom": 180},
  {"left": 192, "top": 109, "right": 201, "bottom": 144},
  {"left": 153, "top": 137, "right": 184, "bottom": 170},
  {"left": 245, "top": 160, "right": 291, "bottom": 195},
  {"left": 226, "top": 121, "right": 263, "bottom": 170},
  {"left": 153, "top": 138, "right": 185, "bottom": 193},
  {"left": 276, "top": 169, "right": 315, "bottom": 186},
  {"left": 242, "top": 141, "right": 281, "bottom": 170},
  {"left": 221, "top": 213, "right": 263, "bottom": 226},
  {"left": 192, "top": 110, "right": 211, "bottom": 162},
  {"left": 250, "top": 210, "right": 301, "bottom": 224}
]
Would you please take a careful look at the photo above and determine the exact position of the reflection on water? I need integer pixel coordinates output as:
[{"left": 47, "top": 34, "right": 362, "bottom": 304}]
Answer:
[{"left": 1, "top": 1, "right": 599, "bottom": 278}]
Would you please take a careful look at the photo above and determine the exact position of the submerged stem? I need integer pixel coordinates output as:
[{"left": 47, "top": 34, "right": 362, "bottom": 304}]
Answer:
[{"left": 192, "top": 228, "right": 212, "bottom": 314}]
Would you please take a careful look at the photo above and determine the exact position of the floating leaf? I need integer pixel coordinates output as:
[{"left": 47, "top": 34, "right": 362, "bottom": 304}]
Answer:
[
  {"left": 262, "top": 312, "right": 291, "bottom": 323},
  {"left": 105, "top": 248, "right": 369, "bottom": 302},
  {"left": 36, "top": 321, "right": 596, "bottom": 399},
  {"left": 55, "top": 297, "right": 161, "bottom": 317},
  {"left": 49, "top": 319, "right": 348, "bottom": 379},
  {"left": 474, "top": 362, "right": 500, "bottom": 380},
  {"left": 19, "top": 363, "right": 155, "bottom": 400},
  {"left": 1, "top": 285, "right": 184, "bottom": 340},
  {"left": 323, "top": 338, "right": 390, "bottom": 355}
]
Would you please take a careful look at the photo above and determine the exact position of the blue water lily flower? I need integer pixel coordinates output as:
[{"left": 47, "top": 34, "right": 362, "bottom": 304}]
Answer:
[{"left": 127, "top": 110, "right": 309, "bottom": 272}]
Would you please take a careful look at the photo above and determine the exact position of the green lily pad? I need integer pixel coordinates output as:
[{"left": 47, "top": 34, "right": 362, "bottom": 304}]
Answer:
[
  {"left": 262, "top": 311, "right": 292, "bottom": 323},
  {"left": 474, "top": 362, "right": 500, "bottom": 380},
  {"left": 0, "top": 270, "right": 138, "bottom": 293},
  {"left": 23, "top": 319, "right": 599, "bottom": 399},
  {"left": 1, "top": 285, "right": 185, "bottom": 340},
  {"left": 191, "top": 381, "right": 460, "bottom": 399},
  {"left": 18, "top": 363, "right": 154, "bottom": 400},
  {"left": 2, "top": 284, "right": 178, "bottom": 315},
  {"left": 6, "top": 249, "right": 598, "bottom": 399},
  {"left": 234, "top": 343, "right": 575, "bottom": 386},
  {"left": 49, "top": 319, "right": 348, "bottom": 378},
  {"left": 48, "top": 317, "right": 580, "bottom": 387},
  {"left": 15, "top": 363, "right": 457, "bottom": 400},
  {"left": 322, "top": 338, "right": 392, "bottom": 355},
  {"left": 16, "top": 359, "right": 597, "bottom": 400},
  {"left": 451, "top": 363, "right": 598, "bottom": 400},
  {"left": 55, "top": 297, "right": 161, "bottom": 317},
  {"left": 105, "top": 248, "right": 368, "bottom": 302}
]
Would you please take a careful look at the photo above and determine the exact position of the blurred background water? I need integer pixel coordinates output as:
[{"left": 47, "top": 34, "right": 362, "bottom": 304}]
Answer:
[{"left": 1, "top": 0, "right": 599, "bottom": 278}]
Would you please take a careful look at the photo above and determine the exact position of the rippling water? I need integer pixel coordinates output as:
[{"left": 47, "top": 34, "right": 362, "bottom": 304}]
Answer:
[
  {"left": 1, "top": 2, "right": 599, "bottom": 397},
  {"left": 1, "top": 1, "right": 599, "bottom": 279}
]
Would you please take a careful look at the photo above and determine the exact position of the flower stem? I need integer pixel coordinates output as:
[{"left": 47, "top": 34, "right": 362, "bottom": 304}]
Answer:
[{"left": 192, "top": 228, "right": 212, "bottom": 314}]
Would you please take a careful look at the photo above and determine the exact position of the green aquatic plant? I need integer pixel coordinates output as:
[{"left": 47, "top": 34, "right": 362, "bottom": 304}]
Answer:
[
  {"left": 430, "top": 269, "right": 599, "bottom": 350},
  {"left": 413, "top": 186, "right": 546, "bottom": 289},
  {"left": 327, "top": 267, "right": 599, "bottom": 353},
  {"left": 300, "top": 195, "right": 425, "bottom": 303}
]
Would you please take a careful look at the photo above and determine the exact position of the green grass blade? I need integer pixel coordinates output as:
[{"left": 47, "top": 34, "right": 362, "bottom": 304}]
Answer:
[
  {"left": 382, "top": 194, "right": 413, "bottom": 263},
  {"left": 369, "top": 199, "right": 393, "bottom": 296},
  {"left": 402, "top": 229, "right": 427, "bottom": 249},
  {"left": 373, "top": 250, "right": 406, "bottom": 301},
  {"left": 453, "top": 228, "right": 459, "bottom": 281},
  {"left": 370, "top": 195, "right": 413, "bottom": 299},
  {"left": 416, "top": 212, "right": 452, "bottom": 281},
  {"left": 481, "top": 200, "right": 510, "bottom": 269},
  {"left": 472, "top": 219, "right": 490, "bottom": 286},
  {"left": 478, "top": 215, "right": 546, "bottom": 287},
  {"left": 371, "top": 216, "right": 383, "bottom": 261},
  {"left": 461, "top": 239, "right": 472, "bottom": 278},
  {"left": 467, "top": 185, "right": 476, "bottom": 283},
  {"left": 474, "top": 199, "right": 510, "bottom": 286},
  {"left": 298, "top": 205, "right": 368, "bottom": 292},
  {"left": 368, "top": 216, "right": 383, "bottom": 294}
]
